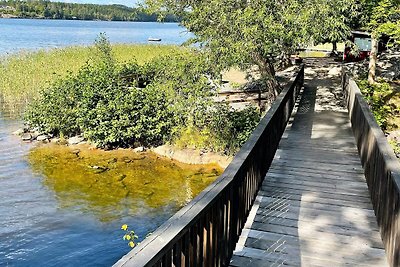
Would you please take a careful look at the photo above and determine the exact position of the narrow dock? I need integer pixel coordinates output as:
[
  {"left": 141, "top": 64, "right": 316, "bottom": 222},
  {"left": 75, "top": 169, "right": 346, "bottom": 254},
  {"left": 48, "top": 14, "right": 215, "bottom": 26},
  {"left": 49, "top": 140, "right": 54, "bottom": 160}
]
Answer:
[{"left": 230, "top": 62, "right": 388, "bottom": 267}]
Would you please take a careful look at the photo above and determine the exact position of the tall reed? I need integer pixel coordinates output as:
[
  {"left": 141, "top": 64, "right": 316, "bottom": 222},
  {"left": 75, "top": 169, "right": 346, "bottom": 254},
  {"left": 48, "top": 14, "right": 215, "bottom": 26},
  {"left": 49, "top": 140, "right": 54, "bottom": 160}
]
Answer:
[{"left": 0, "top": 44, "right": 183, "bottom": 113}]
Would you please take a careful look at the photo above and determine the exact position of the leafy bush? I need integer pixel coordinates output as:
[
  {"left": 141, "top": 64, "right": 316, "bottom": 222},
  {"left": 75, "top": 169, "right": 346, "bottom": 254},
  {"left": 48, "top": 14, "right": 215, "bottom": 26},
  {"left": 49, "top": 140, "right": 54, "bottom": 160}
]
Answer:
[
  {"left": 358, "top": 79, "right": 395, "bottom": 131},
  {"left": 26, "top": 34, "right": 176, "bottom": 147},
  {"left": 173, "top": 104, "right": 261, "bottom": 155},
  {"left": 25, "top": 35, "right": 261, "bottom": 154}
]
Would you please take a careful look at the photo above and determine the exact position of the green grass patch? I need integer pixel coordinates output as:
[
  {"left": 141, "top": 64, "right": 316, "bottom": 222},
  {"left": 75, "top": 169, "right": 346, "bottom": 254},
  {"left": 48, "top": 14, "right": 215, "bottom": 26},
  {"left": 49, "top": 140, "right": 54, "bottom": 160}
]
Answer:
[
  {"left": 298, "top": 51, "right": 329, "bottom": 58},
  {"left": 0, "top": 44, "right": 184, "bottom": 112},
  {"left": 308, "top": 43, "right": 345, "bottom": 51}
]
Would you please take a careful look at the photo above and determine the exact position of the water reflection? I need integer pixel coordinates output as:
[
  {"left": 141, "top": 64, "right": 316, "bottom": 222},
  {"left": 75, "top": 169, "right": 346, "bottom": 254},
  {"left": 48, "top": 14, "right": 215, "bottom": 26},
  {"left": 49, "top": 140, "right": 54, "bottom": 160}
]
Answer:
[{"left": 29, "top": 144, "right": 222, "bottom": 222}]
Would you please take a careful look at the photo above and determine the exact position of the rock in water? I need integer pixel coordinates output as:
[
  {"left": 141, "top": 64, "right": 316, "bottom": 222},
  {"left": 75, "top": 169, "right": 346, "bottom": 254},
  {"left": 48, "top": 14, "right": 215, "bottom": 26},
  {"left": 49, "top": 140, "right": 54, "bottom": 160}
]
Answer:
[
  {"left": 37, "top": 135, "right": 50, "bottom": 142},
  {"left": 12, "top": 128, "right": 25, "bottom": 135},
  {"left": 21, "top": 133, "right": 32, "bottom": 141}
]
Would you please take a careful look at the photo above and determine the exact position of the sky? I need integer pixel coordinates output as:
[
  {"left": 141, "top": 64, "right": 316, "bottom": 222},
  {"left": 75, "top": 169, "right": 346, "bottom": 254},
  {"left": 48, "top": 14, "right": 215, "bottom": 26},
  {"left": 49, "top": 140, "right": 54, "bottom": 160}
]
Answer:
[{"left": 54, "top": 0, "right": 139, "bottom": 7}]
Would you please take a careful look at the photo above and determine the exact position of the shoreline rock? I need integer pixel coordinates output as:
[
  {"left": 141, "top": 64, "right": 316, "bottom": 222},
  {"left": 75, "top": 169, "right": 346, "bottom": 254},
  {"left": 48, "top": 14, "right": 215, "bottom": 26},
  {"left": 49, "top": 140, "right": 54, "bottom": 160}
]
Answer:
[
  {"left": 68, "top": 136, "right": 85, "bottom": 145},
  {"left": 17, "top": 128, "right": 231, "bottom": 169},
  {"left": 152, "top": 144, "right": 232, "bottom": 169}
]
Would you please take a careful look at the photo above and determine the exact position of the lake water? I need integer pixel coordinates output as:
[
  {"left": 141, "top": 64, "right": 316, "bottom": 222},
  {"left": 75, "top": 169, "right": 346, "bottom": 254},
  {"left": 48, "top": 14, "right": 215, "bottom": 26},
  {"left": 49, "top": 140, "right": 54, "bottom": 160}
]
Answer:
[
  {"left": 0, "top": 19, "right": 210, "bottom": 267},
  {"left": 0, "top": 110, "right": 221, "bottom": 267},
  {"left": 0, "top": 19, "right": 191, "bottom": 55}
]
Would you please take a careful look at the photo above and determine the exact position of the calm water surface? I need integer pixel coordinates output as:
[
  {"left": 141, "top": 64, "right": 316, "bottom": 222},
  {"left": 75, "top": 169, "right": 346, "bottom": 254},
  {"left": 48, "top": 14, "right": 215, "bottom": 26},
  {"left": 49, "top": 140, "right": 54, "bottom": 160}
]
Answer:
[
  {"left": 0, "top": 19, "right": 210, "bottom": 267},
  {"left": 0, "top": 19, "right": 191, "bottom": 55},
  {"left": 0, "top": 110, "right": 221, "bottom": 266}
]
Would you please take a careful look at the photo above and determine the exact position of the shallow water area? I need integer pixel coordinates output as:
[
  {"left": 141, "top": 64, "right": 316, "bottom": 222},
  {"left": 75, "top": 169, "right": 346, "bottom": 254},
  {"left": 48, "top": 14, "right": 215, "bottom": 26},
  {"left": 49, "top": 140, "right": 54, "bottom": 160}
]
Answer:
[
  {"left": 0, "top": 109, "right": 222, "bottom": 266},
  {"left": 28, "top": 144, "right": 222, "bottom": 223}
]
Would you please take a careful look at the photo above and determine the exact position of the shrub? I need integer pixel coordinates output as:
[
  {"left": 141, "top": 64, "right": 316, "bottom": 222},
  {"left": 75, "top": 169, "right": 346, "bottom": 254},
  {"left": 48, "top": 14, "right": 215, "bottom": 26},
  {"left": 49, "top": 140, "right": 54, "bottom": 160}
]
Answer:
[
  {"left": 25, "top": 34, "right": 261, "bottom": 154},
  {"left": 358, "top": 79, "right": 395, "bottom": 131},
  {"left": 173, "top": 104, "right": 261, "bottom": 155}
]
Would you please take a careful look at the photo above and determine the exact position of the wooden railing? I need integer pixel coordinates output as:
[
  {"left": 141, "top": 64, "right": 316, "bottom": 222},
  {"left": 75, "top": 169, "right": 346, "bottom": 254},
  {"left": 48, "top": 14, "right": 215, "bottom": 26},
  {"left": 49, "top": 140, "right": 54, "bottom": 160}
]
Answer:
[
  {"left": 114, "top": 65, "right": 305, "bottom": 267},
  {"left": 342, "top": 71, "right": 400, "bottom": 267}
]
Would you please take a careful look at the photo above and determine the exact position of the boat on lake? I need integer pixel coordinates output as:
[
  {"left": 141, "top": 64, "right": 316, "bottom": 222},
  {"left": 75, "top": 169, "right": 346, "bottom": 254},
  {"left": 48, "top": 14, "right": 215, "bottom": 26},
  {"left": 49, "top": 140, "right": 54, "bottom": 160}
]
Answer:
[{"left": 148, "top": 37, "right": 162, "bottom": 42}]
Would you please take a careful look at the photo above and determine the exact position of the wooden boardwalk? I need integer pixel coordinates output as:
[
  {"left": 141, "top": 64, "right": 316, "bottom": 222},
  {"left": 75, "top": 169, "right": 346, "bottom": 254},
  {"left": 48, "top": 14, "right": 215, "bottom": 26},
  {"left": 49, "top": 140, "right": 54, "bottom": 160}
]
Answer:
[{"left": 230, "top": 73, "right": 388, "bottom": 266}]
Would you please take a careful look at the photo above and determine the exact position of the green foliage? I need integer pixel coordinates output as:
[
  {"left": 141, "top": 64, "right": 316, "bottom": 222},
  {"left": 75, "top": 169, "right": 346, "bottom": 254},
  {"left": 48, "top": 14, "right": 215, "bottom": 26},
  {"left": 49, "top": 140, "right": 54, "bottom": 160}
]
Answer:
[
  {"left": 25, "top": 35, "right": 176, "bottom": 147},
  {"left": 25, "top": 35, "right": 260, "bottom": 154},
  {"left": 302, "top": 0, "right": 359, "bottom": 45},
  {"left": 145, "top": 0, "right": 358, "bottom": 75},
  {"left": 389, "top": 139, "right": 400, "bottom": 155},
  {"left": 0, "top": 43, "right": 183, "bottom": 113},
  {"left": 207, "top": 104, "right": 261, "bottom": 155},
  {"left": 357, "top": 0, "right": 400, "bottom": 45},
  {"left": 121, "top": 224, "right": 139, "bottom": 248},
  {"left": 358, "top": 79, "right": 395, "bottom": 130},
  {"left": 0, "top": 0, "right": 178, "bottom": 22},
  {"left": 174, "top": 104, "right": 261, "bottom": 155}
]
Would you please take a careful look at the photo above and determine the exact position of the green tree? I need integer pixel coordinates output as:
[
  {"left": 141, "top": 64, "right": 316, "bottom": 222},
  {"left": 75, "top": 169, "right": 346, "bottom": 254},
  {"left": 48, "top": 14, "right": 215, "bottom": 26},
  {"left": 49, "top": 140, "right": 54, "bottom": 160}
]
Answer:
[
  {"left": 144, "top": 0, "right": 357, "bottom": 98},
  {"left": 362, "top": 0, "right": 400, "bottom": 84},
  {"left": 303, "top": 0, "right": 359, "bottom": 52}
]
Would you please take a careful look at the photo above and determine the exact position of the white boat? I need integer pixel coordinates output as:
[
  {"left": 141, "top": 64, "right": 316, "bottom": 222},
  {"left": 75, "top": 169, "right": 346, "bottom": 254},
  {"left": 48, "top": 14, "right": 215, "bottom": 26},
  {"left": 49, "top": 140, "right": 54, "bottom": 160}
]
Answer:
[{"left": 148, "top": 38, "right": 162, "bottom": 42}]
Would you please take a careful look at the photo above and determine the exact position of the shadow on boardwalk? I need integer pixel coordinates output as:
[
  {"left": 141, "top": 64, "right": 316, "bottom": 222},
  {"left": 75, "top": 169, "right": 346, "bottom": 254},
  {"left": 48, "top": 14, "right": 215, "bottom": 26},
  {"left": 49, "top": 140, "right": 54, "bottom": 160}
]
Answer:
[{"left": 230, "top": 59, "right": 388, "bottom": 267}]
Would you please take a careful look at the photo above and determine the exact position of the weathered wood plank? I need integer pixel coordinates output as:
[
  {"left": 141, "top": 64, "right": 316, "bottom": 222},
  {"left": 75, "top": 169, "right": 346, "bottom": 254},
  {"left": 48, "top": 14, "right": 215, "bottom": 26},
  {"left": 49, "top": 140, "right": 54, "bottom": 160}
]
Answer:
[
  {"left": 257, "top": 190, "right": 372, "bottom": 209},
  {"left": 264, "top": 174, "right": 369, "bottom": 191},
  {"left": 267, "top": 169, "right": 367, "bottom": 182},
  {"left": 260, "top": 185, "right": 372, "bottom": 203},
  {"left": 261, "top": 181, "right": 371, "bottom": 198},
  {"left": 269, "top": 160, "right": 364, "bottom": 173}
]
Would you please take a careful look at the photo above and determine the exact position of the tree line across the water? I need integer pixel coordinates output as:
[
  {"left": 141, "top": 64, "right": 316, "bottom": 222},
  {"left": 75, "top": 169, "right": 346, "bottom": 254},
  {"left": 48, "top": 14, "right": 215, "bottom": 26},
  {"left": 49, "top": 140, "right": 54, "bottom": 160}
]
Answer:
[{"left": 0, "top": 0, "right": 178, "bottom": 22}]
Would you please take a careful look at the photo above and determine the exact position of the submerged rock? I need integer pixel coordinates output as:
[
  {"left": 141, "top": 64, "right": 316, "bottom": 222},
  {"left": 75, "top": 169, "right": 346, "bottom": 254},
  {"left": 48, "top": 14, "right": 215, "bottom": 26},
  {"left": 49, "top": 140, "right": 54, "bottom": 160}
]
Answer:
[
  {"left": 71, "top": 149, "right": 81, "bottom": 156},
  {"left": 89, "top": 165, "right": 109, "bottom": 173}
]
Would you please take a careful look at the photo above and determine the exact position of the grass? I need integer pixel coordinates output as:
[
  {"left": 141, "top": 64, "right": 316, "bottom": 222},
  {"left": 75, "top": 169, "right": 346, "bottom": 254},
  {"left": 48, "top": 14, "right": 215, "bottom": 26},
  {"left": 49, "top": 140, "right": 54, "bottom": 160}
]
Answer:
[
  {"left": 299, "top": 51, "right": 330, "bottom": 58},
  {"left": 299, "top": 43, "right": 346, "bottom": 58},
  {"left": 309, "top": 42, "right": 345, "bottom": 51},
  {"left": 0, "top": 44, "right": 184, "bottom": 113}
]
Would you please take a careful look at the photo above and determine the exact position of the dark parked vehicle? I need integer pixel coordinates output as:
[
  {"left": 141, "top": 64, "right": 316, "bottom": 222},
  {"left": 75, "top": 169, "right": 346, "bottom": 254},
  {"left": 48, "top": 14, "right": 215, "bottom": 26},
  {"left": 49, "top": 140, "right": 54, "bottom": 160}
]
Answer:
[{"left": 343, "top": 31, "right": 387, "bottom": 62}]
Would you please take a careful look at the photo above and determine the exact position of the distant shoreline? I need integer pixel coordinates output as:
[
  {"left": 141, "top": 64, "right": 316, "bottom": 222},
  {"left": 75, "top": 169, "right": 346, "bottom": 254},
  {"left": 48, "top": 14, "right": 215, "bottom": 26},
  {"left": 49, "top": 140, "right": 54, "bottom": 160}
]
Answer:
[
  {"left": 0, "top": 15, "right": 179, "bottom": 23},
  {"left": 0, "top": 0, "right": 179, "bottom": 23}
]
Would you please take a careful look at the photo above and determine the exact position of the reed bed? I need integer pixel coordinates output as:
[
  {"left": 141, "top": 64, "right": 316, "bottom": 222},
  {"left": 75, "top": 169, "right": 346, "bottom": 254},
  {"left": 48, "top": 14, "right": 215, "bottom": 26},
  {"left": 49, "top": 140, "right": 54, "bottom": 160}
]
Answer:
[{"left": 0, "top": 44, "right": 182, "bottom": 113}]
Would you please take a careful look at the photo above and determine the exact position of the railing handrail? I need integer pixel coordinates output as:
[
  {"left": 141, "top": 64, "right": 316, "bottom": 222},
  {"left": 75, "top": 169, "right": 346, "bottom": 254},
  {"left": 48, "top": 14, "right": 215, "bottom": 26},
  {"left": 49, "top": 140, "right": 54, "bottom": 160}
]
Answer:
[
  {"left": 114, "top": 65, "right": 305, "bottom": 267},
  {"left": 342, "top": 70, "right": 400, "bottom": 267}
]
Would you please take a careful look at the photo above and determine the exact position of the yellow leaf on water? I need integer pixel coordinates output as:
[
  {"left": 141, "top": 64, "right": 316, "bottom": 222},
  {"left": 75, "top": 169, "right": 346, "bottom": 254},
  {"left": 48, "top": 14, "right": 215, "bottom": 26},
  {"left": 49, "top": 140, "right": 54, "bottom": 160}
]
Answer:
[
  {"left": 129, "top": 241, "right": 135, "bottom": 248},
  {"left": 121, "top": 224, "right": 128, "bottom": 231},
  {"left": 126, "top": 235, "right": 132, "bottom": 240}
]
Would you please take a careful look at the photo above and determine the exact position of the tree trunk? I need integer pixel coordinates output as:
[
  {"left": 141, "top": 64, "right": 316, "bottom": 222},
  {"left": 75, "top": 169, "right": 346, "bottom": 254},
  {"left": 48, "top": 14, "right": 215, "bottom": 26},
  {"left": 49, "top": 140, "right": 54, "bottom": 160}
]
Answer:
[
  {"left": 332, "top": 42, "right": 337, "bottom": 52},
  {"left": 253, "top": 54, "right": 281, "bottom": 100},
  {"left": 368, "top": 37, "right": 378, "bottom": 85}
]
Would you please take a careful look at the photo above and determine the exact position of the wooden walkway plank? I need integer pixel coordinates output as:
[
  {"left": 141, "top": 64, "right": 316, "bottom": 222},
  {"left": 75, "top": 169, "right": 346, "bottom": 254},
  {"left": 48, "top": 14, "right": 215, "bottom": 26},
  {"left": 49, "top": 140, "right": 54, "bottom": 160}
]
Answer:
[{"left": 231, "top": 63, "right": 388, "bottom": 266}]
